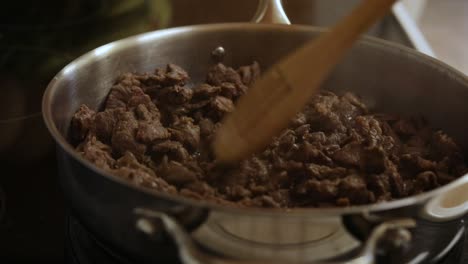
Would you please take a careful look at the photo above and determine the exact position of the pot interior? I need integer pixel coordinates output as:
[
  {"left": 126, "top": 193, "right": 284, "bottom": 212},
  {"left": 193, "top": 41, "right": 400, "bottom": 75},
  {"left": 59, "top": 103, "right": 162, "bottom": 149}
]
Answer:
[{"left": 43, "top": 23, "right": 468, "bottom": 209}]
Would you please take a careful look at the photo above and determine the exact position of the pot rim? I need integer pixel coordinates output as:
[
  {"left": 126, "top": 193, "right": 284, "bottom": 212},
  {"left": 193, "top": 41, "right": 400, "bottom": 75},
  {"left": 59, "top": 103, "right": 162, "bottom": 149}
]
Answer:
[{"left": 42, "top": 22, "right": 468, "bottom": 217}]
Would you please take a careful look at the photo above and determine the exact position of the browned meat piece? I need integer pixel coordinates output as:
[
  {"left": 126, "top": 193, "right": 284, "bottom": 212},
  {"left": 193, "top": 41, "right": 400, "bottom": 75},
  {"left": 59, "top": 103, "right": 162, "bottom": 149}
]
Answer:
[
  {"left": 237, "top": 61, "right": 260, "bottom": 86},
  {"left": 117, "top": 73, "right": 141, "bottom": 86},
  {"left": 332, "top": 142, "right": 362, "bottom": 167},
  {"left": 379, "top": 135, "right": 400, "bottom": 160},
  {"left": 192, "top": 84, "right": 221, "bottom": 99},
  {"left": 292, "top": 142, "right": 332, "bottom": 165},
  {"left": 322, "top": 145, "right": 341, "bottom": 159},
  {"left": 188, "top": 101, "right": 211, "bottom": 113},
  {"left": 431, "top": 131, "right": 461, "bottom": 157},
  {"left": 416, "top": 157, "right": 437, "bottom": 170},
  {"left": 436, "top": 171, "right": 456, "bottom": 185},
  {"left": 114, "top": 166, "right": 177, "bottom": 194},
  {"left": 401, "top": 154, "right": 437, "bottom": 172},
  {"left": 116, "top": 152, "right": 153, "bottom": 173},
  {"left": 360, "top": 147, "right": 387, "bottom": 174},
  {"left": 114, "top": 152, "right": 176, "bottom": 193},
  {"left": 94, "top": 109, "right": 118, "bottom": 143},
  {"left": 136, "top": 70, "right": 166, "bottom": 88},
  {"left": 206, "top": 63, "right": 243, "bottom": 86},
  {"left": 236, "top": 196, "right": 272, "bottom": 208},
  {"left": 111, "top": 111, "right": 146, "bottom": 157},
  {"left": 294, "top": 179, "right": 338, "bottom": 203},
  {"left": 305, "top": 164, "right": 348, "bottom": 180},
  {"left": 295, "top": 124, "right": 311, "bottom": 138},
  {"left": 158, "top": 85, "right": 193, "bottom": 105},
  {"left": 77, "top": 135, "right": 115, "bottom": 170},
  {"left": 160, "top": 104, "right": 190, "bottom": 124},
  {"left": 404, "top": 136, "right": 426, "bottom": 153},
  {"left": 127, "top": 93, "right": 153, "bottom": 109},
  {"left": 134, "top": 104, "right": 161, "bottom": 122},
  {"left": 334, "top": 93, "right": 367, "bottom": 126},
  {"left": 304, "top": 131, "right": 326, "bottom": 144},
  {"left": 306, "top": 93, "right": 346, "bottom": 133},
  {"left": 169, "top": 117, "right": 200, "bottom": 149},
  {"left": 136, "top": 64, "right": 189, "bottom": 90},
  {"left": 367, "top": 174, "right": 392, "bottom": 199},
  {"left": 380, "top": 120, "right": 401, "bottom": 145},
  {"left": 158, "top": 159, "right": 197, "bottom": 186},
  {"left": 354, "top": 115, "right": 383, "bottom": 147},
  {"left": 277, "top": 130, "right": 296, "bottom": 153},
  {"left": 165, "top": 64, "right": 189, "bottom": 85},
  {"left": 392, "top": 118, "right": 418, "bottom": 136},
  {"left": 270, "top": 189, "right": 291, "bottom": 206},
  {"left": 225, "top": 185, "right": 252, "bottom": 200},
  {"left": 70, "top": 105, "right": 95, "bottom": 142},
  {"left": 338, "top": 174, "right": 373, "bottom": 204},
  {"left": 291, "top": 112, "right": 307, "bottom": 127},
  {"left": 208, "top": 96, "right": 234, "bottom": 120},
  {"left": 386, "top": 161, "right": 406, "bottom": 197},
  {"left": 219, "top": 82, "right": 238, "bottom": 99},
  {"left": 179, "top": 183, "right": 217, "bottom": 203},
  {"left": 152, "top": 140, "right": 189, "bottom": 162},
  {"left": 251, "top": 195, "right": 280, "bottom": 208},
  {"left": 136, "top": 121, "right": 170, "bottom": 144},
  {"left": 115, "top": 152, "right": 154, "bottom": 178},
  {"left": 414, "top": 171, "right": 438, "bottom": 192},
  {"left": 215, "top": 159, "right": 268, "bottom": 197},
  {"left": 341, "top": 92, "right": 368, "bottom": 113},
  {"left": 105, "top": 83, "right": 146, "bottom": 109},
  {"left": 242, "top": 157, "right": 269, "bottom": 181},
  {"left": 70, "top": 62, "right": 466, "bottom": 209},
  {"left": 325, "top": 132, "right": 348, "bottom": 145},
  {"left": 275, "top": 159, "right": 303, "bottom": 173},
  {"left": 198, "top": 118, "right": 215, "bottom": 137}
]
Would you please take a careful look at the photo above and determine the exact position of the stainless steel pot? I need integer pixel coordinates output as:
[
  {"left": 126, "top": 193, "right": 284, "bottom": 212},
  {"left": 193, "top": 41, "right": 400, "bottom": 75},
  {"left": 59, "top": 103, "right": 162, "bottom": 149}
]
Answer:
[{"left": 42, "top": 0, "right": 468, "bottom": 263}]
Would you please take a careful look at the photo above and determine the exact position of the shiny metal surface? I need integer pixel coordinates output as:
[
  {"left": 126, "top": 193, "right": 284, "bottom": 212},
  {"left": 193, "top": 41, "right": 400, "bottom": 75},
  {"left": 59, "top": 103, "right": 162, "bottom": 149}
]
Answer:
[
  {"left": 252, "top": 0, "right": 291, "bottom": 25},
  {"left": 134, "top": 209, "right": 416, "bottom": 264},
  {"left": 391, "top": 2, "right": 434, "bottom": 57},
  {"left": 43, "top": 22, "right": 468, "bottom": 263},
  {"left": 164, "top": 0, "right": 431, "bottom": 55}
]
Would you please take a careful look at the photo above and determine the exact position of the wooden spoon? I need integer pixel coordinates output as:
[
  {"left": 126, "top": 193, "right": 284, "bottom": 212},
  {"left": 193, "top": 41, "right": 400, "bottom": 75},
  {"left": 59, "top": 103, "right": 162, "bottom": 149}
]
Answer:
[{"left": 214, "top": 0, "right": 398, "bottom": 163}]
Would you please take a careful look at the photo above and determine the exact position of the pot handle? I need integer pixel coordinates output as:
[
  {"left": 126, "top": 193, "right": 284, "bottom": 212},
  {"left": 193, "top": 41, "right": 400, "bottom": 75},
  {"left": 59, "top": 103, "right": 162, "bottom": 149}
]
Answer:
[
  {"left": 251, "top": 0, "right": 291, "bottom": 25},
  {"left": 422, "top": 177, "right": 468, "bottom": 221},
  {"left": 134, "top": 208, "right": 415, "bottom": 264}
]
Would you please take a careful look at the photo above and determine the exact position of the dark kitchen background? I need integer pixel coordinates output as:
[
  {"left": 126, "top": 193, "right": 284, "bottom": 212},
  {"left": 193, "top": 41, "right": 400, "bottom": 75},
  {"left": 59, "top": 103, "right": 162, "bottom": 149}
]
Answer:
[{"left": 0, "top": 0, "right": 466, "bottom": 263}]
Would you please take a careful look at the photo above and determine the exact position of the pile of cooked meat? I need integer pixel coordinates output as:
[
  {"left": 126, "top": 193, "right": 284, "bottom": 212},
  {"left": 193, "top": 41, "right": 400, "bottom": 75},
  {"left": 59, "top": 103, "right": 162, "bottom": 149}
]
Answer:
[{"left": 70, "top": 62, "right": 467, "bottom": 208}]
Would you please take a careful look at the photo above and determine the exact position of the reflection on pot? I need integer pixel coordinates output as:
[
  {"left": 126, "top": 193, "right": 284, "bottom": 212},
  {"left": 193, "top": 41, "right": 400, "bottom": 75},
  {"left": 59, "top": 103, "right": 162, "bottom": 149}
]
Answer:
[
  {"left": 192, "top": 213, "right": 360, "bottom": 262},
  {"left": 423, "top": 177, "right": 468, "bottom": 222}
]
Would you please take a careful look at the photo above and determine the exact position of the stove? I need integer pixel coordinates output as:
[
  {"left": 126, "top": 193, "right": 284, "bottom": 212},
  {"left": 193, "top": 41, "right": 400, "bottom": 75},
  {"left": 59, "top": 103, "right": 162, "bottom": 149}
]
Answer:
[
  {"left": 65, "top": 214, "right": 467, "bottom": 264},
  {"left": 1, "top": 1, "right": 459, "bottom": 263}
]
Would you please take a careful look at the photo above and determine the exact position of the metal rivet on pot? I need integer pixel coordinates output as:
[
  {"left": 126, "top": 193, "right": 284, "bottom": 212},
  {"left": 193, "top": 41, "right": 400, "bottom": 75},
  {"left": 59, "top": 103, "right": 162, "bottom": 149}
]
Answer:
[
  {"left": 380, "top": 227, "right": 412, "bottom": 252},
  {"left": 391, "top": 228, "right": 412, "bottom": 248},
  {"left": 211, "top": 46, "right": 225, "bottom": 62},
  {"left": 136, "top": 218, "right": 155, "bottom": 235}
]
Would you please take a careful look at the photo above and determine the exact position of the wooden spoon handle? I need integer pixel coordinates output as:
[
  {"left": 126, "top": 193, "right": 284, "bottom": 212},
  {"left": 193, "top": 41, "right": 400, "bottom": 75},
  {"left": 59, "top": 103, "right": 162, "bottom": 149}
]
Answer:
[{"left": 214, "top": 0, "right": 398, "bottom": 163}]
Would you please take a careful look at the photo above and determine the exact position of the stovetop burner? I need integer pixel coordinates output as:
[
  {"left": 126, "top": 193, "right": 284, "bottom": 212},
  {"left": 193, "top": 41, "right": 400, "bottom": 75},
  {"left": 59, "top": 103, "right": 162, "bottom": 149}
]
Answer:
[
  {"left": 66, "top": 214, "right": 467, "bottom": 264},
  {"left": 66, "top": 215, "right": 181, "bottom": 264},
  {"left": 66, "top": 215, "right": 135, "bottom": 264}
]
